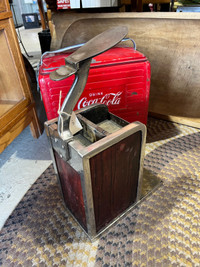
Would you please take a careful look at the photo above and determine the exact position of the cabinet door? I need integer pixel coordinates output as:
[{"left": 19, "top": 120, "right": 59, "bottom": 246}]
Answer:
[
  {"left": 0, "top": 0, "right": 41, "bottom": 153},
  {"left": 0, "top": 17, "right": 33, "bottom": 130}
]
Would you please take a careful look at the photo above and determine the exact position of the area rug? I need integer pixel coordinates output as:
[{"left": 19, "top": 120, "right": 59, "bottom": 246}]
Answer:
[{"left": 1, "top": 118, "right": 200, "bottom": 266}]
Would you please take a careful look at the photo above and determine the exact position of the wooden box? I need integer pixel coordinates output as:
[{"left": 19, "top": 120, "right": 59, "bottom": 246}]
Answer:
[{"left": 45, "top": 104, "right": 146, "bottom": 239}]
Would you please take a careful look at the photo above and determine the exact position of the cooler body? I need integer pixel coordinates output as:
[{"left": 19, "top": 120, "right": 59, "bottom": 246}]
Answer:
[{"left": 39, "top": 47, "right": 151, "bottom": 124}]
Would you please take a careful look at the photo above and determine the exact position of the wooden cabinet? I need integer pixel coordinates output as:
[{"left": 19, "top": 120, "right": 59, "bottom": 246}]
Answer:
[{"left": 0, "top": 0, "right": 41, "bottom": 153}]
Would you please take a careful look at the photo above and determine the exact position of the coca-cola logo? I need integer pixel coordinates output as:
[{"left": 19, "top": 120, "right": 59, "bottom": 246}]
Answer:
[{"left": 77, "top": 92, "right": 123, "bottom": 109}]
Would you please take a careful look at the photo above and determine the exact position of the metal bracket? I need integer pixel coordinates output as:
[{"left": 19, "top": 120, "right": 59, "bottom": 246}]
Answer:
[{"left": 50, "top": 135, "right": 72, "bottom": 161}]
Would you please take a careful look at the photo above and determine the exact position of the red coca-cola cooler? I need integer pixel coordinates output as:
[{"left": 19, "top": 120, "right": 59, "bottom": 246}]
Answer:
[{"left": 38, "top": 43, "right": 151, "bottom": 124}]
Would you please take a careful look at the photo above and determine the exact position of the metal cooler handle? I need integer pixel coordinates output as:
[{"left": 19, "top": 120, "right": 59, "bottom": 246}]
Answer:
[{"left": 122, "top": 38, "right": 136, "bottom": 50}]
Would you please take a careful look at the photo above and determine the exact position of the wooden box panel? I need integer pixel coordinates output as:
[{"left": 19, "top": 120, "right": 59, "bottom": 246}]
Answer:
[
  {"left": 90, "top": 131, "right": 141, "bottom": 232},
  {"left": 54, "top": 150, "right": 87, "bottom": 230}
]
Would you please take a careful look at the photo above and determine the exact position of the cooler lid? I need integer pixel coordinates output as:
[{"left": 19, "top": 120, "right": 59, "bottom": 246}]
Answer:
[{"left": 39, "top": 47, "right": 147, "bottom": 75}]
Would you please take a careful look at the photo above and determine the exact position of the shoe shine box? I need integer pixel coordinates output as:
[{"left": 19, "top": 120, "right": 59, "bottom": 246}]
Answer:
[{"left": 45, "top": 104, "right": 146, "bottom": 239}]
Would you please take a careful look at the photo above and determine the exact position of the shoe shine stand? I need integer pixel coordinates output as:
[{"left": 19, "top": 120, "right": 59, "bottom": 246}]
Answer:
[{"left": 45, "top": 26, "right": 161, "bottom": 240}]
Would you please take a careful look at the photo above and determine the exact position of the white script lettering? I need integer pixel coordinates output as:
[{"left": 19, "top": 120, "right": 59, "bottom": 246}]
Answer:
[{"left": 77, "top": 92, "right": 122, "bottom": 109}]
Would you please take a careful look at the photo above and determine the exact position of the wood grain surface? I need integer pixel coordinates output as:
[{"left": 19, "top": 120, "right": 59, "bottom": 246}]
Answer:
[
  {"left": 0, "top": 0, "right": 41, "bottom": 153},
  {"left": 54, "top": 151, "right": 87, "bottom": 230},
  {"left": 90, "top": 131, "right": 141, "bottom": 232}
]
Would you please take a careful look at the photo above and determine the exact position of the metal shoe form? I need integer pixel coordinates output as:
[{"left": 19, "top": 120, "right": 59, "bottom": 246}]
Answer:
[{"left": 49, "top": 26, "right": 128, "bottom": 139}]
